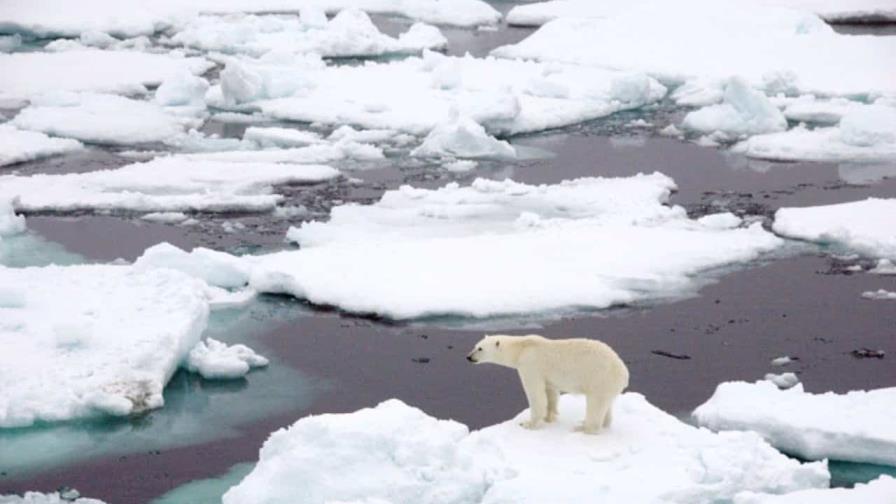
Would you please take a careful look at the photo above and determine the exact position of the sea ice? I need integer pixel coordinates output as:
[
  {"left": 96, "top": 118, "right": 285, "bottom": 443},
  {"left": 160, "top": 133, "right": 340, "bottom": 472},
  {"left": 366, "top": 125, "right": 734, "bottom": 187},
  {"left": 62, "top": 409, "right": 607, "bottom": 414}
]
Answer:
[
  {"left": 410, "top": 113, "right": 517, "bottom": 159},
  {"left": 694, "top": 380, "right": 896, "bottom": 466},
  {"left": 764, "top": 372, "right": 800, "bottom": 389},
  {"left": 242, "top": 127, "right": 324, "bottom": 149},
  {"left": 134, "top": 242, "right": 251, "bottom": 289},
  {"left": 0, "top": 157, "right": 340, "bottom": 214},
  {"left": 862, "top": 289, "right": 896, "bottom": 300},
  {"left": 185, "top": 338, "right": 268, "bottom": 379},
  {"left": 0, "top": 49, "right": 212, "bottom": 101},
  {"left": 734, "top": 475, "right": 896, "bottom": 503},
  {"left": 0, "top": 199, "right": 25, "bottom": 237},
  {"left": 0, "top": 492, "right": 106, "bottom": 504},
  {"left": 154, "top": 72, "right": 210, "bottom": 107},
  {"left": 772, "top": 198, "right": 896, "bottom": 259},
  {"left": 682, "top": 77, "right": 787, "bottom": 138},
  {"left": 223, "top": 394, "right": 829, "bottom": 504},
  {"left": 870, "top": 259, "right": 896, "bottom": 275},
  {"left": 0, "top": 125, "right": 83, "bottom": 167},
  {"left": 0, "top": 264, "right": 209, "bottom": 428}
]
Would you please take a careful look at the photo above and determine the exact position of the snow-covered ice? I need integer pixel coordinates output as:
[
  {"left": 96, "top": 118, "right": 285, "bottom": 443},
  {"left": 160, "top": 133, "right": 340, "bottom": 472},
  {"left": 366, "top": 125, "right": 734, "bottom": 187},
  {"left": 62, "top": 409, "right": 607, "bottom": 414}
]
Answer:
[
  {"left": 242, "top": 127, "right": 324, "bottom": 149},
  {"left": 682, "top": 78, "right": 787, "bottom": 138},
  {"left": 772, "top": 198, "right": 896, "bottom": 260},
  {"left": 169, "top": 10, "right": 445, "bottom": 58},
  {"left": 223, "top": 394, "right": 828, "bottom": 504},
  {"left": 870, "top": 259, "right": 896, "bottom": 275},
  {"left": 734, "top": 475, "right": 896, "bottom": 504},
  {"left": 134, "top": 242, "right": 251, "bottom": 289},
  {"left": 210, "top": 51, "right": 667, "bottom": 136},
  {"left": 694, "top": 380, "right": 896, "bottom": 466},
  {"left": 0, "top": 50, "right": 212, "bottom": 101},
  {"left": 185, "top": 338, "right": 268, "bottom": 380},
  {"left": 0, "top": 157, "right": 340, "bottom": 214},
  {"left": 0, "top": 199, "right": 25, "bottom": 238},
  {"left": 771, "top": 356, "right": 795, "bottom": 366},
  {"left": 862, "top": 289, "right": 896, "bottom": 300},
  {"left": 154, "top": 72, "right": 210, "bottom": 107},
  {"left": 0, "top": 492, "right": 106, "bottom": 504},
  {"left": 764, "top": 372, "right": 800, "bottom": 389},
  {"left": 410, "top": 113, "right": 517, "bottom": 159},
  {"left": 0, "top": 264, "right": 209, "bottom": 428},
  {"left": 0, "top": 125, "right": 83, "bottom": 167},
  {"left": 493, "top": 1, "right": 896, "bottom": 98}
]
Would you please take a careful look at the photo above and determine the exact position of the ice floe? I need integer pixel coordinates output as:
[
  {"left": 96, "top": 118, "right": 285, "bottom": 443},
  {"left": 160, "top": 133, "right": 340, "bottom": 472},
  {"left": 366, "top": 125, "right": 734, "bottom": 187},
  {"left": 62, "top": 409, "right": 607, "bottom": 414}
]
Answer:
[
  {"left": 493, "top": 0, "right": 896, "bottom": 98},
  {"left": 242, "top": 127, "right": 324, "bottom": 149},
  {"left": 682, "top": 77, "right": 787, "bottom": 138},
  {"left": 135, "top": 242, "right": 251, "bottom": 289},
  {"left": 223, "top": 394, "right": 828, "bottom": 504},
  {"left": 734, "top": 475, "right": 896, "bottom": 504},
  {"left": 772, "top": 198, "right": 896, "bottom": 260},
  {"left": 168, "top": 10, "right": 446, "bottom": 58},
  {"left": 185, "top": 338, "right": 268, "bottom": 379},
  {"left": 0, "top": 491, "right": 106, "bottom": 504},
  {"left": 0, "top": 264, "right": 209, "bottom": 428},
  {"left": 0, "top": 157, "right": 340, "bottom": 214},
  {"left": 0, "top": 50, "right": 212, "bottom": 101},
  {"left": 694, "top": 380, "right": 896, "bottom": 466},
  {"left": 0, "top": 199, "right": 25, "bottom": 237},
  {"left": 154, "top": 72, "right": 210, "bottom": 107},
  {"left": 862, "top": 289, "right": 896, "bottom": 300},
  {"left": 410, "top": 112, "right": 517, "bottom": 159},
  {"left": 210, "top": 51, "right": 667, "bottom": 136},
  {"left": 870, "top": 259, "right": 896, "bottom": 275},
  {"left": 764, "top": 372, "right": 800, "bottom": 389},
  {"left": 0, "top": 125, "right": 83, "bottom": 167}
]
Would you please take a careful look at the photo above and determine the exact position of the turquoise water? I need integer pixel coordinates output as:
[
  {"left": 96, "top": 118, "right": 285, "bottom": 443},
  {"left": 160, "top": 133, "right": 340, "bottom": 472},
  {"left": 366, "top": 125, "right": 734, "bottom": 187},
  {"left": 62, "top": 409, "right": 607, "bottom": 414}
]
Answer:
[
  {"left": 0, "top": 231, "right": 84, "bottom": 267},
  {"left": 151, "top": 462, "right": 255, "bottom": 504}
]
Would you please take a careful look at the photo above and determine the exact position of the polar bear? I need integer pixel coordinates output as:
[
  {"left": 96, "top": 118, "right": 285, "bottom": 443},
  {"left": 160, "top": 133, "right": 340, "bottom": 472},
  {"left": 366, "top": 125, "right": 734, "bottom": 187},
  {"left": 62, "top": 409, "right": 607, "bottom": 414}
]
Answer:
[{"left": 467, "top": 334, "right": 629, "bottom": 434}]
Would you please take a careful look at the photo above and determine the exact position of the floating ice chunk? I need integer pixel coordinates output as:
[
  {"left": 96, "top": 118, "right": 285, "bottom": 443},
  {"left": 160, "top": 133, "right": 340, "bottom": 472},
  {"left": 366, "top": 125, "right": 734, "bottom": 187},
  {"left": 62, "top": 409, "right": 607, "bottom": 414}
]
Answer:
[
  {"left": 694, "top": 380, "right": 896, "bottom": 465},
  {"left": 0, "top": 158, "right": 340, "bottom": 214},
  {"left": 839, "top": 106, "right": 896, "bottom": 148},
  {"left": 327, "top": 125, "right": 397, "bottom": 144},
  {"left": 771, "top": 356, "right": 795, "bottom": 366},
  {"left": 0, "top": 264, "right": 209, "bottom": 428},
  {"left": 0, "top": 199, "right": 25, "bottom": 237},
  {"left": 773, "top": 198, "right": 896, "bottom": 259},
  {"left": 734, "top": 475, "right": 896, "bottom": 504},
  {"left": 185, "top": 141, "right": 383, "bottom": 164},
  {"left": 682, "top": 77, "right": 787, "bottom": 137},
  {"left": 243, "top": 127, "right": 324, "bottom": 148},
  {"left": 493, "top": 1, "right": 896, "bottom": 98},
  {"left": 204, "top": 286, "right": 257, "bottom": 310},
  {"left": 0, "top": 125, "right": 83, "bottom": 167},
  {"left": 870, "top": 259, "right": 896, "bottom": 275},
  {"left": 862, "top": 289, "right": 896, "bottom": 300},
  {"left": 783, "top": 96, "right": 871, "bottom": 125},
  {"left": 169, "top": 10, "right": 446, "bottom": 59},
  {"left": 154, "top": 72, "right": 209, "bottom": 107},
  {"left": 134, "top": 242, "right": 252, "bottom": 289},
  {"left": 223, "top": 394, "right": 828, "bottom": 504},
  {"left": 185, "top": 338, "right": 268, "bottom": 379},
  {"left": 0, "top": 50, "right": 212, "bottom": 101},
  {"left": 764, "top": 372, "right": 800, "bottom": 389},
  {"left": 11, "top": 92, "right": 195, "bottom": 146},
  {"left": 443, "top": 159, "right": 478, "bottom": 172},
  {"left": 411, "top": 114, "right": 517, "bottom": 159},
  {"left": 659, "top": 124, "right": 684, "bottom": 137},
  {"left": 0, "top": 491, "right": 106, "bottom": 504},
  {"left": 140, "top": 212, "right": 189, "bottom": 224},
  {"left": 733, "top": 124, "right": 896, "bottom": 162},
  {"left": 697, "top": 212, "right": 743, "bottom": 230}
]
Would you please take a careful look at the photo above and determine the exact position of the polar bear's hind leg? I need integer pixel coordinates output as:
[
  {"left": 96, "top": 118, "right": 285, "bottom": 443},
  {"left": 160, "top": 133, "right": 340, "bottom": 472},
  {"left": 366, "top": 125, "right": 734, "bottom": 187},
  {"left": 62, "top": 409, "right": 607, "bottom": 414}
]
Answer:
[
  {"left": 545, "top": 386, "right": 558, "bottom": 423},
  {"left": 577, "top": 392, "right": 611, "bottom": 434}
]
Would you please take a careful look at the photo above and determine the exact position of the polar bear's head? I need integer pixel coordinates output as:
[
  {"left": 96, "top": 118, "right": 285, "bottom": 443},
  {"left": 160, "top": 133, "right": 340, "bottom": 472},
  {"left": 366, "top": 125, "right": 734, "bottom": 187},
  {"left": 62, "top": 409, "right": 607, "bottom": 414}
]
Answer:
[{"left": 466, "top": 335, "right": 504, "bottom": 364}]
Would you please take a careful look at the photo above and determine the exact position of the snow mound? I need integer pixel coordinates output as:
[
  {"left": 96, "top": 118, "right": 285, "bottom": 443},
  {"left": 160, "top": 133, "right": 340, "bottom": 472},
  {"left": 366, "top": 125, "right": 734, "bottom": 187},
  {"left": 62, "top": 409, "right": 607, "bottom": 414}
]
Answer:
[
  {"left": 493, "top": 0, "right": 896, "bottom": 98},
  {"left": 734, "top": 475, "right": 896, "bottom": 504},
  {"left": 185, "top": 338, "right": 268, "bottom": 379},
  {"left": 0, "top": 491, "right": 106, "bottom": 504},
  {"left": 0, "top": 157, "right": 339, "bottom": 214},
  {"left": 0, "top": 125, "right": 84, "bottom": 167},
  {"left": 169, "top": 10, "right": 445, "bottom": 58},
  {"left": 411, "top": 113, "right": 516, "bottom": 159},
  {"left": 694, "top": 380, "right": 896, "bottom": 466},
  {"left": 223, "top": 394, "right": 829, "bottom": 504},
  {"left": 0, "top": 49, "right": 212, "bottom": 101},
  {"left": 249, "top": 173, "right": 785, "bottom": 319},
  {"left": 0, "top": 264, "right": 209, "bottom": 428},
  {"left": 11, "top": 93, "right": 195, "bottom": 146},
  {"left": 209, "top": 52, "right": 667, "bottom": 135},
  {"left": 682, "top": 77, "right": 787, "bottom": 137},
  {"left": 772, "top": 198, "right": 896, "bottom": 260}
]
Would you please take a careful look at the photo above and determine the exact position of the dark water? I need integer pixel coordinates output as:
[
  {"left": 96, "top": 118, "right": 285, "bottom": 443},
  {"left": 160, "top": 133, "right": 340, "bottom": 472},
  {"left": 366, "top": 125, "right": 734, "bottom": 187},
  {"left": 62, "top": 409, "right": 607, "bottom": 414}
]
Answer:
[{"left": 3, "top": 4, "right": 896, "bottom": 503}]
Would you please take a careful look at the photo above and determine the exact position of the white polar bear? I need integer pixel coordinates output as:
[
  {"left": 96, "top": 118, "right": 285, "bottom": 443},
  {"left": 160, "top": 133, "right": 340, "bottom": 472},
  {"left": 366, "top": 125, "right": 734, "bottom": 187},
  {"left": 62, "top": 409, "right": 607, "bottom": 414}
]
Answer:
[{"left": 467, "top": 334, "right": 629, "bottom": 434}]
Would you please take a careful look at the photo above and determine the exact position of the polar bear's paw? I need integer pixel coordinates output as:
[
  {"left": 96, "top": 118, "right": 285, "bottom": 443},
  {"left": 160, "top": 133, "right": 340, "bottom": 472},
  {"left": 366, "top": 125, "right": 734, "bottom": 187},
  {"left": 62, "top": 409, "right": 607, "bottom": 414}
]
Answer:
[
  {"left": 574, "top": 423, "right": 602, "bottom": 435},
  {"left": 545, "top": 411, "right": 558, "bottom": 423},
  {"left": 519, "top": 419, "right": 543, "bottom": 430}
]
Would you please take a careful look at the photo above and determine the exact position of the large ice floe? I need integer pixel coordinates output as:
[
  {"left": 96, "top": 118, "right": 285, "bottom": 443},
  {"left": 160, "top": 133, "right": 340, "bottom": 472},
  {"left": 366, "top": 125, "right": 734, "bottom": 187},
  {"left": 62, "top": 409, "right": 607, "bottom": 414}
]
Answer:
[
  {"left": 208, "top": 51, "right": 668, "bottom": 136},
  {"left": 168, "top": 9, "right": 446, "bottom": 58},
  {"left": 734, "top": 476, "right": 896, "bottom": 503},
  {"left": 505, "top": 0, "right": 896, "bottom": 26},
  {"left": 0, "top": 50, "right": 212, "bottom": 101},
  {"left": 772, "top": 198, "right": 896, "bottom": 260},
  {"left": 0, "top": 263, "right": 210, "bottom": 428},
  {"left": 0, "top": 157, "right": 339, "bottom": 214},
  {"left": 493, "top": 0, "right": 896, "bottom": 99},
  {"left": 694, "top": 380, "right": 896, "bottom": 466},
  {"left": 226, "top": 173, "right": 785, "bottom": 319},
  {"left": 0, "top": 125, "right": 83, "bottom": 167},
  {"left": 222, "top": 394, "right": 828, "bottom": 503},
  {"left": 0, "top": 0, "right": 499, "bottom": 38}
]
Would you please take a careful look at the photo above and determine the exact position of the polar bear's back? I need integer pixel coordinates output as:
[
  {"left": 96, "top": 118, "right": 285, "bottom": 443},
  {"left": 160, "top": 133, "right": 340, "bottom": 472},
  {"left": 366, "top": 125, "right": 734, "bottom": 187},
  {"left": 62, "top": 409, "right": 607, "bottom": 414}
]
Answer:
[{"left": 516, "top": 336, "right": 629, "bottom": 394}]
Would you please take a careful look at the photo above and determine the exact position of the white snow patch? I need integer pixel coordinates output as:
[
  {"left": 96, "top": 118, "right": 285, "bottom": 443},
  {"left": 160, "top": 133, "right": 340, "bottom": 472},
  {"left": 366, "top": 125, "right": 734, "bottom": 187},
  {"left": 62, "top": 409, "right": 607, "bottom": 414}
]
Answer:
[
  {"left": 185, "top": 337, "right": 268, "bottom": 379},
  {"left": 0, "top": 264, "right": 209, "bottom": 428},
  {"left": 223, "top": 394, "right": 828, "bottom": 504},
  {"left": 694, "top": 380, "right": 896, "bottom": 466},
  {"left": 772, "top": 198, "right": 896, "bottom": 259},
  {"left": 0, "top": 125, "right": 83, "bottom": 167}
]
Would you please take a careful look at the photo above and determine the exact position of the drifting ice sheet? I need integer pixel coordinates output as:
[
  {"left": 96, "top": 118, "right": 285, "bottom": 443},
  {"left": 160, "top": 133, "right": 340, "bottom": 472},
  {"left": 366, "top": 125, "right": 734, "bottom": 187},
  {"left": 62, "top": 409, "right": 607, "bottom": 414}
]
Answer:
[
  {"left": 0, "top": 125, "right": 83, "bottom": 167},
  {"left": 693, "top": 380, "right": 896, "bottom": 466},
  {"left": 0, "top": 265, "right": 209, "bottom": 428},
  {"left": 0, "top": 50, "right": 212, "bottom": 101},
  {"left": 223, "top": 394, "right": 828, "bottom": 504},
  {"left": 185, "top": 338, "right": 268, "bottom": 379},
  {"left": 0, "top": 157, "right": 340, "bottom": 214},
  {"left": 772, "top": 198, "right": 896, "bottom": 260}
]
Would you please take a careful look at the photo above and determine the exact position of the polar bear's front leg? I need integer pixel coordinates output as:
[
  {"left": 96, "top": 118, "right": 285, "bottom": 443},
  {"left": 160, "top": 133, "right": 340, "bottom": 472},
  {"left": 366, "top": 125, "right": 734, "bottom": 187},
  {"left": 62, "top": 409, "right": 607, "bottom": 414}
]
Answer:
[{"left": 518, "top": 368, "right": 547, "bottom": 430}]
